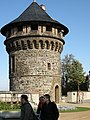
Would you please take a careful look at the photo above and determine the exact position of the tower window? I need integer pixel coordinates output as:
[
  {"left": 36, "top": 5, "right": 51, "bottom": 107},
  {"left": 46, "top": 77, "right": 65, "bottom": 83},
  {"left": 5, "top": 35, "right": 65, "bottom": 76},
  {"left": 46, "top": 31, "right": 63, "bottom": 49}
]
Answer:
[
  {"left": 17, "top": 25, "right": 23, "bottom": 32},
  {"left": 47, "top": 63, "right": 51, "bottom": 70},
  {"left": 27, "top": 40, "right": 30, "bottom": 49},
  {"left": 26, "top": 25, "right": 28, "bottom": 33},
  {"left": 51, "top": 41, "right": 54, "bottom": 50},
  {"left": 33, "top": 40, "right": 37, "bottom": 49},
  {"left": 31, "top": 24, "right": 38, "bottom": 30},
  {"left": 45, "top": 41, "right": 50, "bottom": 49},
  {"left": 46, "top": 25, "right": 52, "bottom": 31},
  {"left": 21, "top": 41, "right": 24, "bottom": 50},
  {"left": 39, "top": 40, "right": 43, "bottom": 49},
  {"left": 41, "top": 26, "right": 43, "bottom": 33},
  {"left": 11, "top": 55, "right": 15, "bottom": 73},
  {"left": 16, "top": 41, "right": 18, "bottom": 48},
  {"left": 58, "top": 29, "right": 61, "bottom": 33}
]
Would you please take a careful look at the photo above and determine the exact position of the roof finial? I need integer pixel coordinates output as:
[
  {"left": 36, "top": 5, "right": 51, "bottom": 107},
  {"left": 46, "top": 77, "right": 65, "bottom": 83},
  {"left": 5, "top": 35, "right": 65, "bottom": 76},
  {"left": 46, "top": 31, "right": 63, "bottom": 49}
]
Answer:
[{"left": 33, "top": 0, "right": 36, "bottom": 2}]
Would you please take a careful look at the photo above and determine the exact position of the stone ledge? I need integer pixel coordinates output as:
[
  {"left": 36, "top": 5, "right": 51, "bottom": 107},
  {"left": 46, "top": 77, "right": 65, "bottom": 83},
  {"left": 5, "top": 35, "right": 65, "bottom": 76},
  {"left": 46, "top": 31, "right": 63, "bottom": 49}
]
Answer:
[
  {"left": 57, "top": 105, "right": 76, "bottom": 111},
  {"left": 0, "top": 111, "right": 20, "bottom": 120}
]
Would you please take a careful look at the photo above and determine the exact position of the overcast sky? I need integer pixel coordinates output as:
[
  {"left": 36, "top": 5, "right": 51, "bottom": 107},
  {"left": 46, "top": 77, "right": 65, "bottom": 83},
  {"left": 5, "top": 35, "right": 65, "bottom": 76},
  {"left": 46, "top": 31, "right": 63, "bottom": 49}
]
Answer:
[{"left": 0, "top": 0, "right": 90, "bottom": 90}]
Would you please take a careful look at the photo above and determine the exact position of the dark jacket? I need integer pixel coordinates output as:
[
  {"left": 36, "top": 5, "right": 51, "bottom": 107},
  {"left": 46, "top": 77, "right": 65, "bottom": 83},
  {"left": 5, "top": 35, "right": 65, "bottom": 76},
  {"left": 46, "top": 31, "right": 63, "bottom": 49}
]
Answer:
[
  {"left": 37, "top": 101, "right": 45, "bottom": 114},
  {"left": 21, "top": 102, "right": 33, "bottom": 120},
  {"left": 41, "top": 101, "right": 59, "bottom": 120}
]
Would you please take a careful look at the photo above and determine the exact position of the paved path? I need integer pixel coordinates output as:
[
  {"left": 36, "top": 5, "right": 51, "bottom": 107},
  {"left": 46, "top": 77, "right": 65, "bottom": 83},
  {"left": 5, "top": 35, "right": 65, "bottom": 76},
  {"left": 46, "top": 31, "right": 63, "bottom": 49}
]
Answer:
[
  {"left": 59, "top": 102, "right": 90, "bottom": 108},
  {"left": 58, "top": 102, "right": 90, "bottom": 120},
  {"left": 60, "top": 111, "right": 90, "bottom": 120}
]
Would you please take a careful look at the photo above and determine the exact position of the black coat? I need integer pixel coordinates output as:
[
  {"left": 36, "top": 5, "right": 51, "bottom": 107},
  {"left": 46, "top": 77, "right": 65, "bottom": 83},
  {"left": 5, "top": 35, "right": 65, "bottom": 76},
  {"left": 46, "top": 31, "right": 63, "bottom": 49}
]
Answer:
[
  {"left": 41, "top": 101, "right": 59, "bottom": 120},
  {"left": 21, "top": 102, "right": 33, "bottom": 120}
]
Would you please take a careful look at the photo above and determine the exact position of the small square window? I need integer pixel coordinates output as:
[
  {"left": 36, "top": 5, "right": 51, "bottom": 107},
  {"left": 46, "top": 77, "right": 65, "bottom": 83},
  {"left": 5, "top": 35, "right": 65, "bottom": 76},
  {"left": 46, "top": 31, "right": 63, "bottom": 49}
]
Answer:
[
  {"left": 46, "top": 25, "right": 52, "bottom": 31},
  {"left": 48, "top": 63, "right": 51, "bottom": 70},
  {"left": 41, "top": 26, "right": 43, "bottom": 33},
  {"left": 31, "top": 24, "right": 38, "bottom": 30},
  {"left": 18, "top": 25, "right": 23, "bottom": 32}
]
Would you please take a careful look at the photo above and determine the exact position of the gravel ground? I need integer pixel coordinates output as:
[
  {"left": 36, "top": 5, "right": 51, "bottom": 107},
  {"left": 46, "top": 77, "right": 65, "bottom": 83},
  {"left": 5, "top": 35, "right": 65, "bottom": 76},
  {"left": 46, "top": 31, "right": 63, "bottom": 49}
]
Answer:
[
  {"left": 60, "top": 111, "right": 90, "bottom": 120},
  {"left": 59, "top": 102, "right": 90, "bottom": 120}
]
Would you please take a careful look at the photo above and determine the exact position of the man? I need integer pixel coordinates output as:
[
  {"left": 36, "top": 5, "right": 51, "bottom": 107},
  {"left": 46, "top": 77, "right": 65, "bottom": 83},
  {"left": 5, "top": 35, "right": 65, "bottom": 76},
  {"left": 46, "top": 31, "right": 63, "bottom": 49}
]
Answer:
[
  {"left": 20, "top": 94, "right": 33, "bottom": 120},
  {"left": 40, "top": 94, "right": 59, "bottom": 120}
]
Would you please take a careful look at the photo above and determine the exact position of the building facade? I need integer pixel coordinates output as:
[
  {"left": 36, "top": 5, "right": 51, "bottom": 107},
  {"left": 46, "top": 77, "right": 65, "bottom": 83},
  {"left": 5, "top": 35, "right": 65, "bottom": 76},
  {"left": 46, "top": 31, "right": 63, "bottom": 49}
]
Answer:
[{"left": 1, "top": 1, "right": 69, "bottom": 103}]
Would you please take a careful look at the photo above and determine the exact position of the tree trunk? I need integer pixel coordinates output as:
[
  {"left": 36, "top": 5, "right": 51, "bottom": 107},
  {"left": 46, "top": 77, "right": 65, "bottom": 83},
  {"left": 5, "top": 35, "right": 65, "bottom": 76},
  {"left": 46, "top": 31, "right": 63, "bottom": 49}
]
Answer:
[{"left": 76, "top": 83, "right": 80, "bottom": 103}]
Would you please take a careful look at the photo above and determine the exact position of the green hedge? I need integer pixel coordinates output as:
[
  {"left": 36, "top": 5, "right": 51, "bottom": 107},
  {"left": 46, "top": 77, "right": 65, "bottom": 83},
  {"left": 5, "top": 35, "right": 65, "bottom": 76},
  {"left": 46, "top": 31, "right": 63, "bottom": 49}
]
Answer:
[{"left": 0, "top": 102, "right": 20, "bottom": 110}]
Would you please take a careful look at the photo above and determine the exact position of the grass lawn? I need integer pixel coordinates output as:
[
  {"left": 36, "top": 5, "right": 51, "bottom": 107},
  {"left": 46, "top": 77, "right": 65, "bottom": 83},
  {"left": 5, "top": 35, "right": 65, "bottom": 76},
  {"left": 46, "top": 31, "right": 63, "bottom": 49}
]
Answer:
[{"left": 60, "top": 107, "right": 90, "bottom": 113}]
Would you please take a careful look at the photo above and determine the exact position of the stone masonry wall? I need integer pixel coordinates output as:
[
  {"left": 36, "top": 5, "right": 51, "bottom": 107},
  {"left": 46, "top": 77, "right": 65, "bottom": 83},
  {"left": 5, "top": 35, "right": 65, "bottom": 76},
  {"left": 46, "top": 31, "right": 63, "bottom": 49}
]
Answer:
[{"left": 8, "top": 36, "right": 62, "bottom": 101}]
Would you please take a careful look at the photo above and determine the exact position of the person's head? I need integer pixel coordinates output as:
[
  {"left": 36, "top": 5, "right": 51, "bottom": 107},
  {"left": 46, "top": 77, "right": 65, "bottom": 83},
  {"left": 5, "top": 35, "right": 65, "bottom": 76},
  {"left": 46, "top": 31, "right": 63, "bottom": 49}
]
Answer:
[
  {"left": 39, "top": 96, "right": 45, "bottom": 103},
  {"left": 21, "top": 94, "right": 28, "bottom": 104},
  {"left": 44, "top": 94, "right": 50, "bottom": 104}
]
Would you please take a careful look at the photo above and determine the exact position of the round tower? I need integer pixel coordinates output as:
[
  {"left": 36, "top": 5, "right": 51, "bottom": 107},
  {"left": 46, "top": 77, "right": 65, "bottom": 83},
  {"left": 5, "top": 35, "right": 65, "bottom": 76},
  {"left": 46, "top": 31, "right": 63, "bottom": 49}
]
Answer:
[{"left": 1, "top": 2, "right": 69, "bottom": 103}]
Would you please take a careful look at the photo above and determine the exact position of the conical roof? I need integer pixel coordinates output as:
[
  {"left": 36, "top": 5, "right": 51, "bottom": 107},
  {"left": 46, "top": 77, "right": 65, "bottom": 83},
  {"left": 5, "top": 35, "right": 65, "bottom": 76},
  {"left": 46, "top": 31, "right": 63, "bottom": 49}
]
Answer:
[
  {"left": 1, "top": 2, "right": 69, "bottom": 36},
  {"left": 11, "top": 2, "right": 59, "bottom": 24}
]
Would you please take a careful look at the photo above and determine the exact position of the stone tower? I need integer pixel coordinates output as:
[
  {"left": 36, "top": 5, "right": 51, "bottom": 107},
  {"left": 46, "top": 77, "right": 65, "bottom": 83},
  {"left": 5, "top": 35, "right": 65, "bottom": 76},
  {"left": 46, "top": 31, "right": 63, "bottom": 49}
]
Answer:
[{"left": 1, "top": 1, "right": 69, "bottom": 103}]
